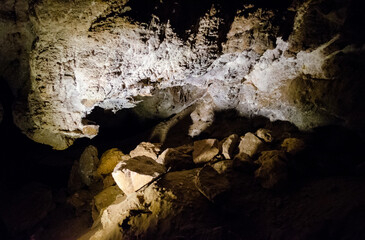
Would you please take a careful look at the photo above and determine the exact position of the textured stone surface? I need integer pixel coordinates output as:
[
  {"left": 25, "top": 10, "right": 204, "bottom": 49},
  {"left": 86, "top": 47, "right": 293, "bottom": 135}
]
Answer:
[
  {"left": 112, "top": 156, "right": 166, "bottom": 195},
  {"left": 220, "top": 134, "right": 239, "bottom": 159},
  {"left": 237, "top": 132, "right": 264, "bottom": 157},
  {"left": 157, "top": 145, "right": 194, "bottom": 171},
  {"left": 93, "top": 186, "right": 124, "bottom": 217},
  {"left": 79, "top": 145, "right": 99, "bottom": 186},
  {"left": 1, "top": 0, "right": 364, "bottom": 149},
  {"left": 96, "top": 148, "right": 128, "bottom": 176},
  {"left": 255, "top": 150, "right": 288, "bottom": 189},
  {"left": 129, "top": 142, "right": 161, "bottom": 161},
  {"left": 256, "top": 129, "right": 274, "bottom": 143},
  {"left": 281, "top": 138, "right": 306, "bottom": 155},
  {"left": 193, "top": 139, "right": 219, "bottom": 164}
]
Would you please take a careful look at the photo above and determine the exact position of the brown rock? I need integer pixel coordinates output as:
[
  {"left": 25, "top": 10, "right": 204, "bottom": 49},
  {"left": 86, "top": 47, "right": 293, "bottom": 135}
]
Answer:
[
  {"left": 255, "top": 150, "right": 288, "bottom": 189},
  {"left": 103, "top": 175, "right": 116, "bottom": 189},
  {"left": 219, "top": 134, "right": 239, "bottom": 159},
  {"left": 256, "top": 128, "right": 274, "bottom": 143},
  {"left": 237, "top": 132, "right": 264, "bottom": 157},
  {"left": 193, "top": 139, "right": 219, "bottom": 164},
  {"left": 79, "top": 145, "right": 99, "bottom": 186},
  {"left": 157, "top": 145, "right": 194, "bottom": 171},
  {"left": 281, "top": 138, "right": 306, "bottom": 154},
  {"left": 68, "top": 160, "right": 84, "bottom": 192},
  {"left": 233, "top": 152, "right": 255, "bottom": 172},
  {"left": 92, "top": 186, "right": 125, "bottom": 220},
  {"left": 97, "top": 148, "right": 128, "bottom": 176},
  {"left": 112, "top": 156, "right": 166, "bottom": 195},
  {"left": 212, "top": 160, "right": 233, "bottom": 174},
  {"left": 195, "top": 165, "right": 230, "bottom": 202},
  {"left": 130, "top": 142, "right": 162, "bottom": 161}
]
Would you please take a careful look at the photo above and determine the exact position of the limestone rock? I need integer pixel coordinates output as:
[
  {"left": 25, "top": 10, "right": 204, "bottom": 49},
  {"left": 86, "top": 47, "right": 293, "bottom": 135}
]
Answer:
[
  {"left": 220, "top": 134, "right": 239, "bottom": 159},
  {"left": 195, "top": 165, "right": 230, "bottom": 202},
  {"left": 97, "top": 148, "right": 128, "bottom": 176},
  {"left": 112, "top": 156, "right": 166, "bottom": 195},
  {"left": 281, "top": 138, "right": 306, "bottom": 154},
  {"left": 255, "top": 150, "right": 288, "bottom": 189},
  {"left": 256, "top": 129, "right": 274, "bottom": 143},
  {"left": 103, "top": 175, "right": 116, "bottom": 189},
  {"left": 79, "top": 145, "right": 99, "bottom": 186},
  {"left": 193, "top": 139, "right": 219, "bottom": 164},
  {"left": 238, "top": 133, "right": 264, "bottom": 157},
  {"left": 93, "top": 186, "right": 125, "bottom": 219},
  {"left": 130, "top": 142, "right": 161, "bottom": 161},
  {"left": 212, "top": 160, "right": 233, "bottom": 174},
  {"left": 157, "top": 145, "right": 194, "bottom": 171}
]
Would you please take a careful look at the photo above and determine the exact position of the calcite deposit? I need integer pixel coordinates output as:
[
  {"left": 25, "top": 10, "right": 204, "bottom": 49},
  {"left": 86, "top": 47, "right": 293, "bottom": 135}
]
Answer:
[{"left": 0, "top": 0, "right": 364, "bottom": 149}]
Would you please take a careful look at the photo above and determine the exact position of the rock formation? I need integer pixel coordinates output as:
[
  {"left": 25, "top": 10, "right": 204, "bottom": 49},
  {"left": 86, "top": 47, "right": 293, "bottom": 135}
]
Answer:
[{"left": 0, "top": 0, "right": 364, "bottom": 149}]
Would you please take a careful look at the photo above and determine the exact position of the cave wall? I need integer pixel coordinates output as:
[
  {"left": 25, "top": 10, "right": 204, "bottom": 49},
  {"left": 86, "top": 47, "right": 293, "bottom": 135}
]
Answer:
[{"left": 0, "top": 0, "right": 364, "bottom": 149}]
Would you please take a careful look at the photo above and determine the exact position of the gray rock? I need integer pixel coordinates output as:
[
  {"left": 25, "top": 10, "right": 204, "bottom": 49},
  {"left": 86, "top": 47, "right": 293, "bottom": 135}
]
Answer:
[
  {"left": 79, "top": 145, "right": 99, "bottom": 186},
  {"left": 220, "top": 134, "right": 239, "bottom": 159},
  {"left": 255, "top": 150, "right": 288, "bottom": 189},
  {"left": 112, "top": 156, "right": 166, "bottom": 195},
  {"left": 193, "top": 139, "right": 219, "bottom": 164},
  {"left": 195, "top": 165, "right": 230, "bottom": 202},
  {"left": 237, "top": 132, "right": 264, "bottom": 157}
]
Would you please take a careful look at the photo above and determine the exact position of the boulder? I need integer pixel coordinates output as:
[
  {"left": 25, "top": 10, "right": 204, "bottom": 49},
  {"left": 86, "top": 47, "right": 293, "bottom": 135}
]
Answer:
[
  {"left": 157, "top": 145, "right": 194, "bottom": 171},
  {"left": 219, "top": 134, "right": 239, "bottom": 159},
  {"left": 237, "top": 132, "right": 264, "bottom": 157},
  {"left": 281, "top": 138, "right": 306, "bottom": 155},
  {"left": 79, "top": 145, "right": 99, "bottom": 186},
  {"left": 103, "top": 175, "right": 116, "bottom": 189},
  {"left": 112, "top": 156, "right": 166, "bottom": 195},
  {"left": 195, "top": 165, "right": 230, "bottom": 202},
  {"left": 68, "top": 160, "right": 85, "bottom": 192},
  {"left": 212, "top": 160, "right": 233, "bottom": 174},
  {"left": 130, "top": 142, "right": 162, "bottom": 161},
  {"left": 193, "top": 139, "right": 219, "bottom": 164},
  {"left": 255, "top": 150, "right": 288, "bottom": 189},
  {"left": 97, "top": 148, "right": 129, "bottom": 176},
  {"left": 92, "top": 185, "right": 125, "bottom": 220},
  {"left": 256, "top": 128, "right": 274, "bottom": 143},
  {"left": 233, "top": 152, "right": 255, "bottom": 172}
]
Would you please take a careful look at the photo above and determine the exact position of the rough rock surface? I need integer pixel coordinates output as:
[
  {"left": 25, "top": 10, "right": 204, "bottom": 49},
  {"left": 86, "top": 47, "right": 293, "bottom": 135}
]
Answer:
[
  {"left": 1, "top": 0, "right": 364, "bottom": 149},
  {"left": 112, "top": 156, "right": 166, "bottom": 195},
  {"left": 157, "top": 145, "right": 194, "bottom": 171},
  {"left": 92, "top": 185, "right": 124, "bottom": 219},
  {"left": 220, "top": 134, "right": 239, "bottom": 159},
  {"left": 193, "top": 139, "right": 219, "bottom": 164},
  {"left": 256, "top": 128, "right": 274, "bottom": 143},
  {"left": 281, "top": 137, "right": 306, "bottom": 155},
  {"left": 237, "top": 132, "right": 264, "bottom": 157},
  {"left": 129, "top": 142, "right": 161, "bottom": 161},
  {"left": 96, "top": 148, "right": 127, "bottom": 176},
  {"left": 255, "top": 150, "right": 288, "bottom": 189},
  {"left": 78, "top": 145, "right": 99, "bottom": 186}
]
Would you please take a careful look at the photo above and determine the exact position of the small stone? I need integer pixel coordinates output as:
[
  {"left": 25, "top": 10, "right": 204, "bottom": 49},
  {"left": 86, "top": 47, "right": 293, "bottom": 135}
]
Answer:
[
  {"left": 79, "top": 145, "right": 99, "bottom": 186},
  {"left": 281, "top": 138, "right": 306, "bottom": 154},
  {"left": 195, "top": 165, "right": 230, "bottom": 202},
  {"left": 97, "top": 148, "right": 128, "bottom": 176},
  {"left": 256, "top": 128, "right": 273, "bottom": 143},
  {"left": 130, "top": 142, "right": 161, "bottom": 161},
  {"left": 157, "top": 145, "right": 194, "bottom": 171},
  {"left": 255, "top": 150, "right": 288, "bottom": 189},
  {"left": 112, "top": 156, "right": 166, "bottom": 195},
  {"left": 237, "top": 132, "right": 264, "bottom": 157},
  {"left": 212, "top": 160, "right": 233, "bottom": 174},
  {"left": 219, "top": 134, "right": 239, "bottom": 159},
  {"left": 93, "top": 186, "right": 125, "bottom": 217},
  {"left": 193, "top": 139, "right": 219, "bottom": 164}
]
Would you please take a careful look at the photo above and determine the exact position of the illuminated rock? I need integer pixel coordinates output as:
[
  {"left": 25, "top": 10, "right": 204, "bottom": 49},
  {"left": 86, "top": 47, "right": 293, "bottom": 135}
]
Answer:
[
  {"left": 193, "top": 139, "right": 219, "bottom": 164},
  {"left": 281, "top": 138, "right": 306, "bottom": 155},
  {"left": 237, "top": 132, "right": 264, "bottom": 157},
  {"left": 112, "top": 156, "right": 166, "bottom": 195},
  {"left": 92, "top": 186, "right": 125, "bottom": 219},
  {"left": 256, "top": 128, "right": 274, "bottom": 143},
  {"left": 78, "top": 145, "right": 99, "bottom": 186},
  {"left": 219, "top": 134, "right": 239, "bottom": 159},
  {"left": 129, "top": 142, "right": 161, "bottom": 161},
  {"left": 212, "top": 160, "right": 233, "bottom": 174},
  {"left": 157, "top": 145, "right": 194, "bottom": 171},
  {"left": 255, "top": 150, "right": 288, "bottom": 189},
  {"left": 96, "top": 148, "right": 129, "bottom": 176}
]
